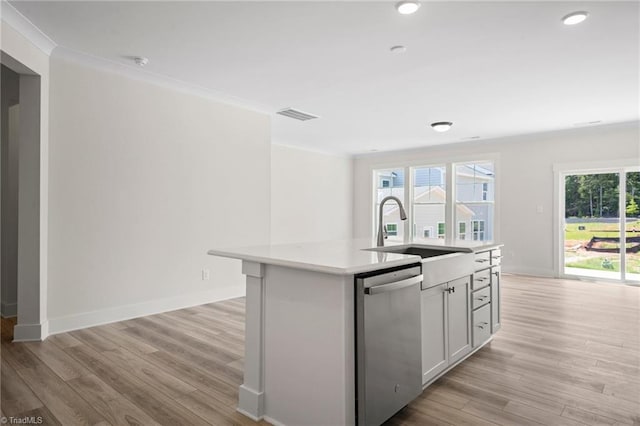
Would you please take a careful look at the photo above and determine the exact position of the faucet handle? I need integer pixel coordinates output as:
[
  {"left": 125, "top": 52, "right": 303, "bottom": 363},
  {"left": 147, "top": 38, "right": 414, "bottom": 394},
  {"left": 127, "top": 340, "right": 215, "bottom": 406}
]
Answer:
[{"left": 383, "top": 224, "right": 388, "bottom": 239}]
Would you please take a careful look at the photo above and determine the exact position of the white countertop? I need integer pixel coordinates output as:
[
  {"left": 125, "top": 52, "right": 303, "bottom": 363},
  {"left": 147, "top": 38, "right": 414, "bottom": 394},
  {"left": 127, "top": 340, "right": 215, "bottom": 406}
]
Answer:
[{"left": 208, "top": 239, "right": 502, "bottom": 275}]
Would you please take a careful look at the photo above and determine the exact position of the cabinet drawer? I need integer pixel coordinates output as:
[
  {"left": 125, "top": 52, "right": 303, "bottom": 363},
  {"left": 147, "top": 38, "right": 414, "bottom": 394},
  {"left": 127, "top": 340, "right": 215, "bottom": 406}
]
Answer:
[
  {"left": 472, "top": 268, "right": 491, "bottom": 290},
  {"left": 491, "top": 249, "right": 503, "bottom": 266},
  {"left": 472, "top": 304, "right": 491, "bottom": 348},
  {"left": 472, "top": 286, "right": 491, "bottom": 310},
  {"left": 474, "top": 251, "right": 491, "bottom": 270}
]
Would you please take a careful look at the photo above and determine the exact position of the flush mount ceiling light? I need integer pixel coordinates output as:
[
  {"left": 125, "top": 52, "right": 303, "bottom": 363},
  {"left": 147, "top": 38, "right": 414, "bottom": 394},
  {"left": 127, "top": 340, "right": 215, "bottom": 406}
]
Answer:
[
  {"left": 134, "top": 56, "right": 149, "bottom": 67},
  {"left": 396, "top": 1, "right": 420, "bottom": 15},
  {"left": 562, "top": 11, "right": 589, "bottom": 25},
  {"left": 390, "top": 45, "right": 407, "bottom": 53},
  {"left": 430, "top": 121, "right": 453, "bottom": 132}
]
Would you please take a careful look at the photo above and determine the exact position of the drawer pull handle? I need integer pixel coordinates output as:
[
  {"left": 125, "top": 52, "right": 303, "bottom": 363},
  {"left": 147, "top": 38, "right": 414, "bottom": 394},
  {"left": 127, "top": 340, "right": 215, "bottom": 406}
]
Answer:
[
  {"left": 476, "top": 278, "right": 488, "bottom": 282},
  {"left": 476, "top": 321, "right": 489, "bottom": 329},
  {"left": 492, "top": 255, "right": 503, "bottom": 260},
  {"left": 475, "top": 259, "right": 489, "bottom": 263},
  {"left": 475, "top": 296, "right": 488, "bottom": 301}
]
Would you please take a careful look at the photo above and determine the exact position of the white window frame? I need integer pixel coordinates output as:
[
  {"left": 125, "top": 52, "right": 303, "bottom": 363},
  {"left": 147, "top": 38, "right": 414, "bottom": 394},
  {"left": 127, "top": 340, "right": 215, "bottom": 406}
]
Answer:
[
  {"left": 472, "top": 220, "right": 485, "bottom": 241},
  {"left": 371, "top": 155, "right": 498, "bottom": 244},
  {"left": 553, "top": 159, "right": 640, "bottom": 283},
  {"left": 458, "top": 221, "right": 467, "bottom": 240}
]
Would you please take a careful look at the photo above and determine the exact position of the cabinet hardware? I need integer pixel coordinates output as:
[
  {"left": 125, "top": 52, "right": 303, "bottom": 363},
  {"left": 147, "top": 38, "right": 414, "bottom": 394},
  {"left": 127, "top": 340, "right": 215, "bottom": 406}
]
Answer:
[
  {"left": 475, "top": 259, "right": 489, "bottom": 263},
  {"left": 476, "top": 277, "right": 488, "bottom": 282},
  {"left": 445, "top": 287, "right": 456, "bottom": 294},
  {"left": 492, "top": 255, "right": 503, "bottom": 260}
]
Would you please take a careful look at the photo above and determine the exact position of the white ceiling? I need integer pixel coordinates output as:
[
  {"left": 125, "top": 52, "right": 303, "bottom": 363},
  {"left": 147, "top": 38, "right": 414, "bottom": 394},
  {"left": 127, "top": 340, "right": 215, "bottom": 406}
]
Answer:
[{"left": 10, "top": 1, "right": 640, "bottom": 155}]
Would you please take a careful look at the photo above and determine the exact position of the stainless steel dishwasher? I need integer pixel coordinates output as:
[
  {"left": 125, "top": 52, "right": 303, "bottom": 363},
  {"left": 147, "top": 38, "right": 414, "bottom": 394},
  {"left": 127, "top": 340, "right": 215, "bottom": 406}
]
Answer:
[{"left": 355, "top": 264, "right": 423, "bottom": 426}]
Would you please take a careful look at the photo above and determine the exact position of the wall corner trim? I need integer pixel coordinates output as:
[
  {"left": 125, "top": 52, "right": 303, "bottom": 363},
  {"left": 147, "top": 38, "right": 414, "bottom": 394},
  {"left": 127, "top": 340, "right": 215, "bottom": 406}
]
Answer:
[
  {"left": 1, "top": 1, "right": 57, "bottom": 55},
  {"left": 13, "top": 320, "right": 48, "bottom": 342}
]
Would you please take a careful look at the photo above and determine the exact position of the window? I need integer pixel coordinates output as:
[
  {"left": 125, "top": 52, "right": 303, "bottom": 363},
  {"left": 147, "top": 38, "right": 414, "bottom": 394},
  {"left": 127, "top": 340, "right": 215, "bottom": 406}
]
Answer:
[
  {"left": 458, "top": 222, "right": 467, "bottom": 240},
  {"left": 413, "top": 166, "right": 446, "bottom": 241},
  {"left": 374, "top": 169, "right": 405, "bottom": 241},
  {"left": 456, "top": 162, "right": 494, "bottom": 242},
  {"left": 373, "top": 161, "right": 495, "bottom": 242},
  {"left": 472, "top": 220, "right": 485, "bottom": 240}
]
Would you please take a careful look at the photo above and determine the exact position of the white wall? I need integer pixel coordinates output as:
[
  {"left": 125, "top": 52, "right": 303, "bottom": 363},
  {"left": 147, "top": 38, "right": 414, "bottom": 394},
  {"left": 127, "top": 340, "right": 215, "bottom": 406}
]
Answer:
[
  {"left": 47, "top": 55, "right": 271, "bottom": 333},
  {"left": 271, "top": 144, "right": 352, "bottom": 244},
  {"left": 353, "top": 123, "right": 640, "bottom": 277}
]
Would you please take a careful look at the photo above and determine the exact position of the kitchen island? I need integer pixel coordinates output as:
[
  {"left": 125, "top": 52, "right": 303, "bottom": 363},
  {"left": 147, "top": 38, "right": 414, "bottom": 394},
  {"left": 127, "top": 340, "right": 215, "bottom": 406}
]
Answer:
[{"left": 208, "top": 239, "right": 502, "bottom": 426}]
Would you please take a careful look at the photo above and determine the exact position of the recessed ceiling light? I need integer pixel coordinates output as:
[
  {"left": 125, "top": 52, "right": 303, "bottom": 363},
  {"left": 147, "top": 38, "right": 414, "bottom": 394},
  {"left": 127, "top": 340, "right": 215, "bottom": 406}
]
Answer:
[
  {"left": 431, "top": 121, "right": 453, "bottom": 132},
  {"left": 390, "top": 45, "right": 407, "bottom": 53},
  {"left": 562, "top": 11, "right": 589, "bottom": 25},
  {"left": 134, "top": 56, "right": 149, "bottom": 67},
  {"left": 396, "top": 1, "right": 420, "bottom": 15}
]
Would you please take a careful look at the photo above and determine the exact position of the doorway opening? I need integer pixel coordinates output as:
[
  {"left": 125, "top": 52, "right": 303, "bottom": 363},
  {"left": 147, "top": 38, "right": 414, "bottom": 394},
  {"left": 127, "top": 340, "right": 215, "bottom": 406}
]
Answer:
[
  {"left": 560, "top": 168, "right": 640, "bottom": 283},
  {"left": 0, "top": 52, "right": 44, "bottom": 341}
]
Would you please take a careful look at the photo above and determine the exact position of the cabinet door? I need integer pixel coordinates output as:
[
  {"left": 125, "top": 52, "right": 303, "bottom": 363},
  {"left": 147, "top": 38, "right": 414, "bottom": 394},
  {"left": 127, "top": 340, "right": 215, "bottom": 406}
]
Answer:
[
  {"left": 421, "top": 283, "right": 448, "bottom": 385},
  {"left": 491, "top": 266, "right": 501, "bottom": 333},
  {"left": 447, "top": 276, "right": 471, "bottom": 364}
]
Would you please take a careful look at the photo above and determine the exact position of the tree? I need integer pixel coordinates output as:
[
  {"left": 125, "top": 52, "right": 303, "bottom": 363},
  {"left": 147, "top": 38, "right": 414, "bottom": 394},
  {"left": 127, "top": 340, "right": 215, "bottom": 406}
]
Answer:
[{"left": 627, "top": 198, "right": 640, "bottom": 217}]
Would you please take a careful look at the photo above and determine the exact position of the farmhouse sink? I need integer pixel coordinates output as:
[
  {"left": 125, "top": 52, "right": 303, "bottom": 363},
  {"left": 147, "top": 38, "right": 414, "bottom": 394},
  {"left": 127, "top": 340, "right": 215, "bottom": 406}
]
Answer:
[
  {"left": 366, "top": 244, "right": 474, "bottom": 287},
  {"left": 366, "top": 244, "right": 468, "bottom": 258}
]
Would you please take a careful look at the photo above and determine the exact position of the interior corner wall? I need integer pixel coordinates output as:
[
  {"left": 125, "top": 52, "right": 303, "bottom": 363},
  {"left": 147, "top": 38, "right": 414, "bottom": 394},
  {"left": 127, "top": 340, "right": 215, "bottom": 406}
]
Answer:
[
  {"left": 353, "top": 123, "right": 640, "bottom": 277},
  {"left": 47, "top": 54, "right": 271, "bottom": 334},
  {"left": 271, "top": 144, "right": 353, "bottom": 244}
]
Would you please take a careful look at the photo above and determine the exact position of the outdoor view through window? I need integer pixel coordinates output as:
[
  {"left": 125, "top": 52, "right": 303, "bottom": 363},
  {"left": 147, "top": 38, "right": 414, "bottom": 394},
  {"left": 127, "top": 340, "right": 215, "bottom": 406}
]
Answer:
[
  {"left": 564, "top": 171, "right": 640, "bottom": 281},
  {"left": 374, "top": 162, "right": 495, "bottom": 243}
]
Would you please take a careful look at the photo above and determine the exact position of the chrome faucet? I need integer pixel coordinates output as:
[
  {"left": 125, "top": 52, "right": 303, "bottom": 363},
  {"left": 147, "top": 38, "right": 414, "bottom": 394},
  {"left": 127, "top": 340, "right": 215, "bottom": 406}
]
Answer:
[{"left": 377, "top": 196, "right": 407, "bottom": 247}]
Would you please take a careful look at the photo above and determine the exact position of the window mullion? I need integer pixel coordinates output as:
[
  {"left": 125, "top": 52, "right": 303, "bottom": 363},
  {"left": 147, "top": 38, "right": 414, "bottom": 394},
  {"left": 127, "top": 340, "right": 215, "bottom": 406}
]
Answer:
[
  {"left": 405, "top": 166, "right": 412, "bottom": 243},
  {"left": 445, "top": 163, "right": 455, "bottom": 244}
]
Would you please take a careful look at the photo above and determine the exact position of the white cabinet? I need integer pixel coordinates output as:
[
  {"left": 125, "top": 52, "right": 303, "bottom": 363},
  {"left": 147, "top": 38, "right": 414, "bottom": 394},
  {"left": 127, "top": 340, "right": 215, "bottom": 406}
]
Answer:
[
  {"left": 421, "top": 276, "right": 471, "bottom": 385},
  {"left": 447, "top": 276, "right": 471, "bottom": 363},
  {"left": 421, "top": 284, "right": 447, "bottom": 385},
  {"left": 491, "top": 266, "right": 501, "bottom": 333}
]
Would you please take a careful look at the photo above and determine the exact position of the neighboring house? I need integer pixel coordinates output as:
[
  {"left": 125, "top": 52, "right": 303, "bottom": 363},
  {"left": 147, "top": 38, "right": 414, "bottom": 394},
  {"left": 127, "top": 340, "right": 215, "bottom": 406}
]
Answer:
[{"left": 377, "top": 164, "right": 494, "bottom": 241}]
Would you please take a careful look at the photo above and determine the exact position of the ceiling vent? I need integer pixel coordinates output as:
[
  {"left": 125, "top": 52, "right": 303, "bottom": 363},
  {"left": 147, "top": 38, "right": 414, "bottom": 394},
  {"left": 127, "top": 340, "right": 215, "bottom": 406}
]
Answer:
[{"left": 276, "top": 108, "right": 319, "bottom": 121}]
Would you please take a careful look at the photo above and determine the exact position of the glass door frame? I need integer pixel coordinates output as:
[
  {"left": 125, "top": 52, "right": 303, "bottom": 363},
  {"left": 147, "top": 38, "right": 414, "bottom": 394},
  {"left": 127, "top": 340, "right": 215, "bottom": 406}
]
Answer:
[{"left": 554, "top": 160, "right": 640, "bottom": 284}]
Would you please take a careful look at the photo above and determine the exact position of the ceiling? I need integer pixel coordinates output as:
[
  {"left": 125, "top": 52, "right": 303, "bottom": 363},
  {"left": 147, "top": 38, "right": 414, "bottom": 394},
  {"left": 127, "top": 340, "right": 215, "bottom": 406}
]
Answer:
[{"left": 9, "top": 1, "right": 640, "bottom": 155}]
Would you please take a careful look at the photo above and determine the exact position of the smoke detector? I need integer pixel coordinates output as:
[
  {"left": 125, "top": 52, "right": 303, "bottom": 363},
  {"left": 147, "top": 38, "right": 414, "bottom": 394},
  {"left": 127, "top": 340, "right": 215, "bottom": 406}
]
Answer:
[{"left": 134, "top": 56, "right": 149, "bottom": 67}]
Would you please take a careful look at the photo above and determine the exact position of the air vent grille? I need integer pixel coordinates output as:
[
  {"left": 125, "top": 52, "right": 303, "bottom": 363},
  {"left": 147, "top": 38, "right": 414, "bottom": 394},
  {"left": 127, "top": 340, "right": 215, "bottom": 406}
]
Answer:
[{"left": 276, "top": 108, "right": 319, "bottom": 121}]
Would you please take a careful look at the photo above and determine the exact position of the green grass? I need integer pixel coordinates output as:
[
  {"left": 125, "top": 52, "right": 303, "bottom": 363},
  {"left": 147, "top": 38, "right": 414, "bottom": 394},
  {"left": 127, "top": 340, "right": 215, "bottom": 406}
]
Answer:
[
  {"left": 566, "top": 258, "right": 617, "bottom": 271},
  {"left": 566, "top": 256, "right": 640, "bottom": 273},
  {"left": 564, "top": 220, "right": 640, "bottom": 241}
]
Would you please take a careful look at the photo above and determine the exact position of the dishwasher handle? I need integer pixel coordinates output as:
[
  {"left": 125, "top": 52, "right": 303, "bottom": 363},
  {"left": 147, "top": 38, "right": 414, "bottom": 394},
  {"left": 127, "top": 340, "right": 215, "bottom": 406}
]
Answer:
[{"left": 365, "top": 275, "right": 423, "bottom": 295}]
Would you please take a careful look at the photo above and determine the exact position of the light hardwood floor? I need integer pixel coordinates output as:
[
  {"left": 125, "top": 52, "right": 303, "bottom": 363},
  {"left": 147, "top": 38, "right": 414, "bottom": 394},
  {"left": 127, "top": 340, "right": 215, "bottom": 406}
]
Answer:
[{"left": 1, "top": 275, "right": 639, "bottom": 425}]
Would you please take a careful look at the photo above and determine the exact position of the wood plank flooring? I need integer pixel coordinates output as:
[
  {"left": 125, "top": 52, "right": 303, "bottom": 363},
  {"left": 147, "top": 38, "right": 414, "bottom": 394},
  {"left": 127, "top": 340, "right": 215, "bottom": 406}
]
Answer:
[{"left": 1, "top": 275, "right": 639, "bottom": 425}]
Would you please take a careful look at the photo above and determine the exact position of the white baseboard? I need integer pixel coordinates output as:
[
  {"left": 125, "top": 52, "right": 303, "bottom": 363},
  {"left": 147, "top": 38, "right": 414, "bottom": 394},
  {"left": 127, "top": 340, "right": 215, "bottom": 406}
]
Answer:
[
  {"left": 47, "top": 286, "right": 245, "bottom": 336},
  {"left": 14, "top": 321, "right": 48, "bottom": 342},
  {"left": 1, "top": 301, "right": 17, "bottom": 318},
  {"left": 501, "top": 265, "right": 555, "bottom": 278}
]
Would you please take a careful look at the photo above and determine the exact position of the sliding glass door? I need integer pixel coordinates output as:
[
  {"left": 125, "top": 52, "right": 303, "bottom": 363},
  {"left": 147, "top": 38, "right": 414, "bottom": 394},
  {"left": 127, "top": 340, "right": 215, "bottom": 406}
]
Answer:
[
  {"left": 626, "top": 171, "right": 640, "bottom": 281},
  {"left": 562, "top": 168, "right": 640, "bottom": 283}
]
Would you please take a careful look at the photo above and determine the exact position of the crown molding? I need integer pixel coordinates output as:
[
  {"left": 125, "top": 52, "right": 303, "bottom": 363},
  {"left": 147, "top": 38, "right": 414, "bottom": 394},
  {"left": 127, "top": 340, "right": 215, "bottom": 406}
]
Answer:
[
  {"left": 1, "top": 1, "right": 57, "bottom": 55},
  {"left": 53, "top": 46, "right": 272, "bottom": 116}
]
